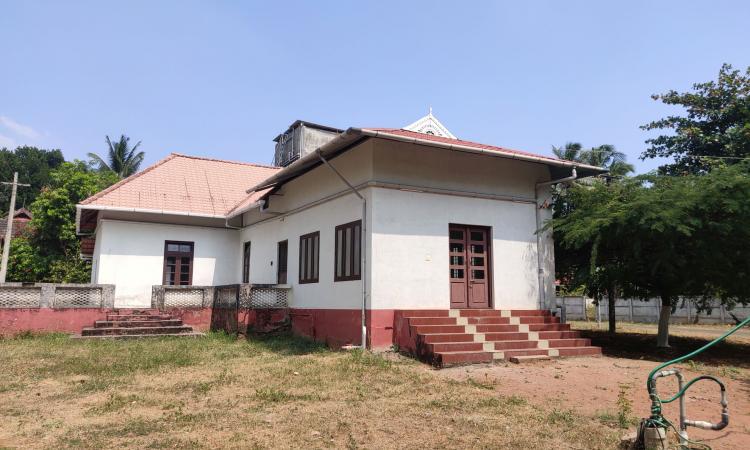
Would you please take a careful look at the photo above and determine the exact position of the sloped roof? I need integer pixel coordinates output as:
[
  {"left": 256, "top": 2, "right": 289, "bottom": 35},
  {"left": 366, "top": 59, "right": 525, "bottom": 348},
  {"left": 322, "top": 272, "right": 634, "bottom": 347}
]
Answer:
[
  {"left": 79, "top": 153, "right": 280, "bottom": 217},
  {"left": 0, "top": 208, "right": 32, "bottom": 238},
  {"left": 364, "top": 128, "right": 581, "bottom": 166},
  {"left": 246, "top": 127, "right": 608, "bottom": 198}
]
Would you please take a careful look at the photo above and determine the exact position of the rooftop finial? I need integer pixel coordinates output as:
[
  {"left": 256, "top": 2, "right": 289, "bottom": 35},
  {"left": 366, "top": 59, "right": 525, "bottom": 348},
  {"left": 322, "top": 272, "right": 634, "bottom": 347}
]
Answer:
[{"left": 402, "top": 108, "right": 457, "bottom": 139}]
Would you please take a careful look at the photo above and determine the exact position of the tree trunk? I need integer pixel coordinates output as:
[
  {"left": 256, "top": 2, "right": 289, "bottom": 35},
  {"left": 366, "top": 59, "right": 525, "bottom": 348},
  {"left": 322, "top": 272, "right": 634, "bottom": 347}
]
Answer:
[
  {"left": 657, "top": 296, "right": 672, "bottom": 348},
  {"left": 607, "top": 290, "right": 616, "bottom": 335}
]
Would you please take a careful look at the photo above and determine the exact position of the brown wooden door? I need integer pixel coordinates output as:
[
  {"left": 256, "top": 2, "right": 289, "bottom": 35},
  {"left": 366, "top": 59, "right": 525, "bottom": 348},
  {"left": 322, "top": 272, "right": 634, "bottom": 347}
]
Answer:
[{"left": 449, "top": 225, "right": 490, "bottom": 309}]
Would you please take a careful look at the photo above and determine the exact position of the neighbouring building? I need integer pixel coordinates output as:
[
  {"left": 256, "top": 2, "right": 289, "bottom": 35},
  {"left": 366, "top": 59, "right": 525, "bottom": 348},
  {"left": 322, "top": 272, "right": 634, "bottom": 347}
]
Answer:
[
  {"left": 76, "top": 112, "right": 605, "bottom": 349},
  {"left": 0, "top": 208, "right": 32, "bottom": 249}
]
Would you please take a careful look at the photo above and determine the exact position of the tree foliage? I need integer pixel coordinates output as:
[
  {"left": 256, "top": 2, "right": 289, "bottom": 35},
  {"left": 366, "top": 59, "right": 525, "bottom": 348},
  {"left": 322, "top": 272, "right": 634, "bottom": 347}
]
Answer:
[
  {"left": 88, "top": 134, "right": 145, "bottom": 178},
  {"left": 641, "top": 64, "right": 750, "bottom": 175},
  {"left": 0, "top": 146, "right": 65, "bottom": 213},
  {"left": 552, "top": 142, "right": 634, "bottom": 176},
  {"left": 7, "top": 161, "right": 118, "bottom": 283},
  {"left": 553, "top": 164, "right": 750, "bottom": 346}
]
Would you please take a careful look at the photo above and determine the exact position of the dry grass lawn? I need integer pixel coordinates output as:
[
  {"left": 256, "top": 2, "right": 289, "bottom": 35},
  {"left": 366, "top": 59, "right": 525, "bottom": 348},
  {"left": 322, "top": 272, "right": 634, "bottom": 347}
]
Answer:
[{"left": 0, "top": 332, "right": 623, "bottom": 449}]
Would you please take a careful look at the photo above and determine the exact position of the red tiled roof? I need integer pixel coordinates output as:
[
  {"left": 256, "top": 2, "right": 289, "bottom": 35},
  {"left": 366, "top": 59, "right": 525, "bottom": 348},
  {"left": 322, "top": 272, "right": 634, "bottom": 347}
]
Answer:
[
  {"left": 0, "top": 208, "right": 32, "bottom": 237},
  {"left": 80, "top": 153, "right": 280, "bottom": 216},
  {"left": 363, "top": 128, "right": 570, "bottom": 165}
]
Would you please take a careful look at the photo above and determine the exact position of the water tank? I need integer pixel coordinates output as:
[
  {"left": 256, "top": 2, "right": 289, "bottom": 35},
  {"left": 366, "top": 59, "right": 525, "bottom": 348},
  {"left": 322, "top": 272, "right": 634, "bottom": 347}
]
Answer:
[{"left": 273, "top": 120, "right": 343, "bottom": 167}]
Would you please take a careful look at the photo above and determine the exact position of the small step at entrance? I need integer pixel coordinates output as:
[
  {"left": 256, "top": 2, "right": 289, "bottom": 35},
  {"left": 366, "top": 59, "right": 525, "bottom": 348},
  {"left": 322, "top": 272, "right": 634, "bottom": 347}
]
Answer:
[
  {"left": 75, "top": 309, "right": 204, "bottom": 340},
  {"left": 396, "top": 309, "right": 601, "bottom": 368}
]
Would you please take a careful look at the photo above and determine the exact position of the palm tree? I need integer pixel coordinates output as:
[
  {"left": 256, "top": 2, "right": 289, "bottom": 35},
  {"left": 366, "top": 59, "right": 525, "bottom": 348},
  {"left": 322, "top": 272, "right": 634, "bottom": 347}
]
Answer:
[
  {"left": 88, "top": 135, "right": 145, "bottom": 178},
  {"left": 552, "top": 142, "right": 634, "bottom": 177},
  {"left": 552, "top": 142, "right": 585, "bottom": 162},
  {"left": 581, "top": 144, "right": 634, "bottom": 177}
]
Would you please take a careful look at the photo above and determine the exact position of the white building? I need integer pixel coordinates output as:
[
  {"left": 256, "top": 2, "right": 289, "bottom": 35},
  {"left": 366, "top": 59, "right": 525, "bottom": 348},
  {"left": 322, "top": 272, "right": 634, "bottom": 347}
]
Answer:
[{"left": 77, "top": 113, "right": 605, "bottom": 351}]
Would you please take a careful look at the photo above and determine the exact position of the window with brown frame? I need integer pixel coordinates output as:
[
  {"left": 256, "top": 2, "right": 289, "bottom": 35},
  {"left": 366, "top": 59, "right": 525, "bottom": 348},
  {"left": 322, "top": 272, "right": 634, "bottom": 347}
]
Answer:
[
  {"left": 242, "top": 241, "right": 251, "bottom": 283},
  {"left": 335, "top": 220, "right": 361, "bottom": 282},
  {"left": 299, "top": 232, "right": 319, "bottom": 284},
  {"left": 163, "top": 241, "right": 194, "bottom": 285}
]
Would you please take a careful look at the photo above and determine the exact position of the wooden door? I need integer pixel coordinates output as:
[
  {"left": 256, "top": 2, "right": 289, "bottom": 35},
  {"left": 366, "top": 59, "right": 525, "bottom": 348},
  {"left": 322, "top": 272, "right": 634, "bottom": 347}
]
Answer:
[
  {"left": 449, "top": 226, "right": 468, "bottom": 308},
  {"left": 449, "top": 225, "right": 491, "bottom": 309}
]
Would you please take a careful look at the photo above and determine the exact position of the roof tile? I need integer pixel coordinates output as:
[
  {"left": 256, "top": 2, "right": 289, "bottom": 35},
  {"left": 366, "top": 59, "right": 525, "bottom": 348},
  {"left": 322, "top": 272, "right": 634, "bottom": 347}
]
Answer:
[{"left": 80, "top": 153, "right": 280, "bottom": 216}]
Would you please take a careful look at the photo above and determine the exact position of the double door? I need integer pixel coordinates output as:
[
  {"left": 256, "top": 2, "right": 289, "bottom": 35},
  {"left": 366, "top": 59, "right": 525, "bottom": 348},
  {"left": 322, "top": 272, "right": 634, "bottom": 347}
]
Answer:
[{"left": 449, "top": 225, "right": 491, "bottom": 309}]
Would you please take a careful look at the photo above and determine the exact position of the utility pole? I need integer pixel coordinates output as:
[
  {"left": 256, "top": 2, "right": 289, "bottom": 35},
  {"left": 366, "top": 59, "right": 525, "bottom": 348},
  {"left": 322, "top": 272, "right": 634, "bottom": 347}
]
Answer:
[{"left": 1, "top": 172, "right": 31, "bottom": 283}]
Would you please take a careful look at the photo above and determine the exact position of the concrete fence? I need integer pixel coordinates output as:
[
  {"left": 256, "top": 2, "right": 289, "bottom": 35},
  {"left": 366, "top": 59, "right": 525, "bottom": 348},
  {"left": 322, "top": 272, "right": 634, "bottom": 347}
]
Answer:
[
  {"left": 597, "top": 298, "right": 750, "bottom": 325},
  {"left": 0, "top": 283, "right": 115, "bottom": 308},
  {"left": 555, "top": 296, "right": 588, "bottom": 321}
]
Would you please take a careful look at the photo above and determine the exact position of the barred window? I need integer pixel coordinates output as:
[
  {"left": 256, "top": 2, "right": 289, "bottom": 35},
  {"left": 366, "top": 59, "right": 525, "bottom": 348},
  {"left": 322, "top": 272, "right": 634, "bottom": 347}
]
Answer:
[
  {"left": 299, "top": 232, "right": 319, "bottom": 284},
  {"left": 335, "top": 220, "right": 361, "bottom": 282}
]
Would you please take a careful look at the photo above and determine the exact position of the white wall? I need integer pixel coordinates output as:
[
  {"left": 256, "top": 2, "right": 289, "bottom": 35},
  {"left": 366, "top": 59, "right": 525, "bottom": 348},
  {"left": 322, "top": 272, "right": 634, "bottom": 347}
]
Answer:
[
  {"left": 93, "top": 220, "right": 240, "bottom": 307},
  {"left": 369, "top": 187, "right": 540, "bottom": 310},
  {"left": 240, "top": 191, "right": 368, "bottom": 309}
]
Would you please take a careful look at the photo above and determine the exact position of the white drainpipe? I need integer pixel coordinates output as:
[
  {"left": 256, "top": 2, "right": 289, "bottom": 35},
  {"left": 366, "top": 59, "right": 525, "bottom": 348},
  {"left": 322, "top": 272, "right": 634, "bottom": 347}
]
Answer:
[
  {"left": 535, "top": 168, "right": 577, "bottom": 311},
  {"left": 316, "top": 150, "right": 368, "bottom": 350}
]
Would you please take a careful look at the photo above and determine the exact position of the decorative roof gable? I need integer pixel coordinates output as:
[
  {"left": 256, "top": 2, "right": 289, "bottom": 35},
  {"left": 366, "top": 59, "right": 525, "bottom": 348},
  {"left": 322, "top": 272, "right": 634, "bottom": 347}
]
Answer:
[{"left": 402, "top": 108, "right": 457, "bottom": 139}]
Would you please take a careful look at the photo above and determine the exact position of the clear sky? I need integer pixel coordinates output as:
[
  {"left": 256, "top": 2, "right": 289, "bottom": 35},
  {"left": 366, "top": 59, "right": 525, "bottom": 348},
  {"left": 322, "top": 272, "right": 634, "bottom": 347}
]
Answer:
[{"left": 1, "top": 1, "right": 749, "bottom": 174}]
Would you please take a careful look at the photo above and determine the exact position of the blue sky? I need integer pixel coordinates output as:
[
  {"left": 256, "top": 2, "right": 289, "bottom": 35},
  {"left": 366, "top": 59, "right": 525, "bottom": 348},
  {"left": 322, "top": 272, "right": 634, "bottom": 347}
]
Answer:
[{"left": 1, "top": 1, "right": 748, "bottom": 174}]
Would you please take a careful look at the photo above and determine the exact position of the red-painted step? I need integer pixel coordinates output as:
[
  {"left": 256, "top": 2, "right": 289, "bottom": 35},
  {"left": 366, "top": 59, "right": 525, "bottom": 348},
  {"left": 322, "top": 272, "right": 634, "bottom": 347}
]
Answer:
[
  {"left": 408, "top": 317, "right": 459, "bottom": 326},
  {"left": 396, "top": 308, "right": 601, "bottom": 368},
  {"left": 80, "top": 310, "right": 202, "bottom": 339},
  {"left": 421, "top": 333, "right": 476, "bottom": 344},
  {"left": 465, "top": 316, "right": 512, "bottom": 325}
]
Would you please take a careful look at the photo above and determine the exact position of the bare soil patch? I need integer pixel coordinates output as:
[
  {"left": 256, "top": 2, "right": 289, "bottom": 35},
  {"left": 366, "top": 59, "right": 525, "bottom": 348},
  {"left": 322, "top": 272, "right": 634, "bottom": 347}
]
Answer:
[{"left": 437, "top": 324, "right": 750, "bottom": 450}]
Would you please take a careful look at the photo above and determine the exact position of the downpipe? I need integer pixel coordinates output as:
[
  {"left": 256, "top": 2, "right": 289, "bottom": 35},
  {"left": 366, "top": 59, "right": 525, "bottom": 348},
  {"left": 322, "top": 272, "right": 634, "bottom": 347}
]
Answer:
[
  {"left": 316, "top": 150, "right": 368, "bottom": 350},
  {"left": 534, "top": 169, "right": 577, "bottom": 311}
]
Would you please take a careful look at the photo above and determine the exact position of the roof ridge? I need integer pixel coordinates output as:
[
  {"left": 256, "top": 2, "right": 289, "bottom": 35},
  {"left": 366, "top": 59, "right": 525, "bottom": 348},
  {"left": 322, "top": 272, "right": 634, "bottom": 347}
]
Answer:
[
  {"left": 79, "top": 153, "right": 180, "bottom": 205},
  {"left": 171, "top": 153, "right": 281, "bottom": 170}
]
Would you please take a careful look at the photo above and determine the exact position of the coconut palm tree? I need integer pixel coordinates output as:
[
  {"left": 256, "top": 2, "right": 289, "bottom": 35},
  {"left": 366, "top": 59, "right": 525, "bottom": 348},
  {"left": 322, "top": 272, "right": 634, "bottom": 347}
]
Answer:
[
  {"left": 88, "top": 135, "right": 144, "bottom": 178},
  {"left": 552, "top": 142, "right": 634, "bottom": 177},
  {"left": 581, "top": 144, "right": 634, "bottom": 177},
  {"left": 552, "top": 142, "right": 585, "bottom": 162}
]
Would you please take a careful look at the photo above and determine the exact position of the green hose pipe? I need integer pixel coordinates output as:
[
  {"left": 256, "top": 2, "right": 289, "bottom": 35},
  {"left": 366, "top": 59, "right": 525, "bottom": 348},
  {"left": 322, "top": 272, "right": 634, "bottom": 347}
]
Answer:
[{"left": 646, "top": 315, "right": 750, "bottom": 422}]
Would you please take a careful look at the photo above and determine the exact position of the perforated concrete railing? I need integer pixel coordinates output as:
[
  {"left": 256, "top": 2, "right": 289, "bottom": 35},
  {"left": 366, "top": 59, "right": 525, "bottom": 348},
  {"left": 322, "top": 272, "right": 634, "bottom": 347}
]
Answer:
[
  {"left": 0, "top": 283, "right": 115, "bottom": 308},
  {"left": 53, "top": 287, "right": 103, "bottom": 308},
  {"left": 163, "top": 289, "right": 206, "bottom": 308},
  {"left": 151, "top": 286, "right": 213, "bottom": 309},
  {"left": 150, "top": 284, "right": 290, "bottom": 310},
  {"left": 244, "top": 285, "right": 290, "bottom": 309},
  {"left": 0, "top": 286, "right": 42, "bottom": 308}
]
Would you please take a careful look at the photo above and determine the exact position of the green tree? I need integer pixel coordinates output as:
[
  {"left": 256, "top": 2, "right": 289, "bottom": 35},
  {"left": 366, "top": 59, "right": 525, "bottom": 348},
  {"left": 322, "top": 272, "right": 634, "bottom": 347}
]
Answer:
[
  {"left": 87, "top": 134, "right": 145, "bottom": 178},
  {"left": 641, "top": 64, "right": 750, "bottom": 175},
  {"left": 7, "top": 161, "right": 118, "bottom": 282},
  {"left": 552, "top": 178, "right": 632, "bottom": 335},
  {"left": 553, "top": 165, "right": 750, "bottom": 347},
  {"left": 0, "top": 146, "right": 65, "bottom": 213}
]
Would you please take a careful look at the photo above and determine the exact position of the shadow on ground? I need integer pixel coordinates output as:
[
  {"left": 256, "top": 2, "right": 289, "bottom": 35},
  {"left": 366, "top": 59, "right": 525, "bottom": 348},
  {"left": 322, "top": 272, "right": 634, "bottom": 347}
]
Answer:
[
  {"left": 579, "top": 329, "right": 750, "bottom": 369},
  {"left": 242, "top": 331, "right": 329, "bottom": 356}
]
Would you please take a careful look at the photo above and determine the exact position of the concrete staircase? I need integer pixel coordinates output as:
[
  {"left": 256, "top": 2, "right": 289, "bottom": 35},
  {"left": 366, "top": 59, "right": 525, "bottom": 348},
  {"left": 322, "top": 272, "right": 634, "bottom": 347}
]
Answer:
[
  {"left": 76, "top": 309, "right": 204, "bottom": 339},
  {"left": 396, "top": 309, "right": 601, "bottom": 367}
]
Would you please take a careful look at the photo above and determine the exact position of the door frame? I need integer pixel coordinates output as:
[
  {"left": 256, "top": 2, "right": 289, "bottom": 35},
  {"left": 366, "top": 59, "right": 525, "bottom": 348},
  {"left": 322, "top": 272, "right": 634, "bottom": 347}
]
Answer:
[{"left": 448, "top": 224, "right": 493, "bottom": 309}]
